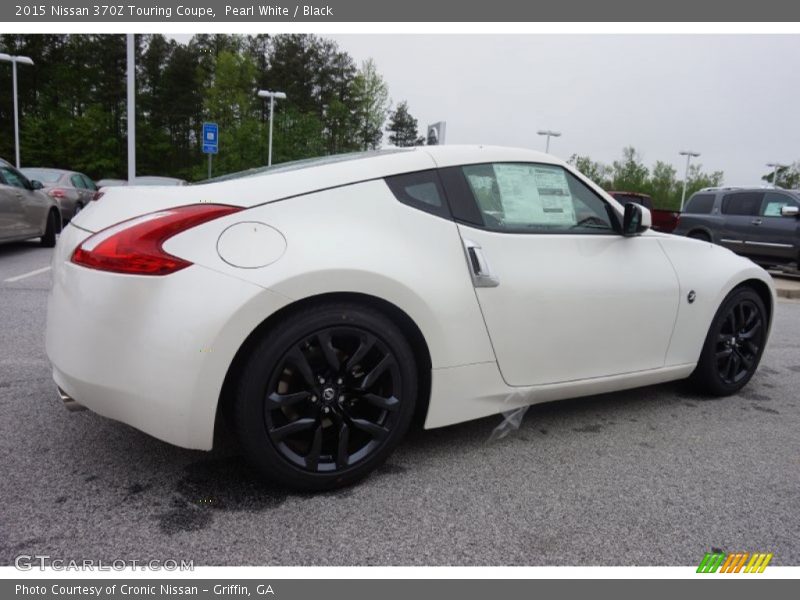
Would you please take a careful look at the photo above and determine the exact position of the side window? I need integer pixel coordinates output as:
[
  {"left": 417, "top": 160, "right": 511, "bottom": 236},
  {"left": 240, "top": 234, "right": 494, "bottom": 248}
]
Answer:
[
  {"left": 460, "top": 163, "right": 614, "bottom": 233},
  {"left": 0, "top": 167, "right": 29, "bottom": 190},
  {"left": 684, "top": 193, "right": 715, "bottom": 214},
  {"left": 385, "top": 170, "right": 449, "bottom": 218},
  {"left": 761, "top": 192, "right": 797, "bottom": 217},
  {"left": 81, "top": 175, "right": 97, "bottom": 191},
  {"left": 721, "top": 192, "right": 764, "bottom": 216},
  {"left": 71, "top": 174, "right": 85, "bottom": 189}
]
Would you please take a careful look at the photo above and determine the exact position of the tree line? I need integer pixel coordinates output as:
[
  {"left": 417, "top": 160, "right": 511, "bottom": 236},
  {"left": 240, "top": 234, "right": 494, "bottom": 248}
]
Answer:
[
  {"left": 568, "top": 148, "right": 725, "bottom": 211},
  {"left": 0, "top": 34, "right": 427, "bottom": 182}
]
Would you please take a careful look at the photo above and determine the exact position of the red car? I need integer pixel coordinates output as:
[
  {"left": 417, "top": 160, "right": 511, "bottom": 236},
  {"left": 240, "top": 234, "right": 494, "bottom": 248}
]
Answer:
[{"left": 607, "top": 191, "right": 680, "bottom": 233}]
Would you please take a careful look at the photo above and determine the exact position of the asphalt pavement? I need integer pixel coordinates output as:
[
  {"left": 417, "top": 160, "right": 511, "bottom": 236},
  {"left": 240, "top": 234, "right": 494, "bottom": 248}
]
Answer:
[{"left": 1, "top": 239, "right": 799, "bottom": 566}]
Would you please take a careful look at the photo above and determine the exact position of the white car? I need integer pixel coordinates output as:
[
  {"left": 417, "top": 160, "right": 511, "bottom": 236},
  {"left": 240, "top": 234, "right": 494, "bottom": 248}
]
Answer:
[{"left": 46, "top": 146, "right": 775, "bottom": 490}]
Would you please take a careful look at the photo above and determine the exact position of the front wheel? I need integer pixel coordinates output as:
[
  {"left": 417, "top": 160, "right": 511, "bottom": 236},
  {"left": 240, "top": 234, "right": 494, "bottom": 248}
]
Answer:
[
  {"left": 690, "top": 287, "right": 767, "bottom": 395},
  {"left": 234, "top": 302, "right": 417, "bottom": 491}
]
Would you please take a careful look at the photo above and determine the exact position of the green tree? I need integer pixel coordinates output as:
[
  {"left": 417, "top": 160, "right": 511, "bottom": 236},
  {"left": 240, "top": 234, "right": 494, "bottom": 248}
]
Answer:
[
  {"left": 568, "top": 154, "right": 611, "bottom": 187},
  {"left": 611, "top": 147, "right": 649, "bottom": 191},
  {"left": 761, "top": 162, "right": 800, "bottom": 189},
  {"left": 386, "top": 101, "right": 425, "bottom": 147},
  {"left": 351, "top": 59, "right": 390, "bottom": 150}
]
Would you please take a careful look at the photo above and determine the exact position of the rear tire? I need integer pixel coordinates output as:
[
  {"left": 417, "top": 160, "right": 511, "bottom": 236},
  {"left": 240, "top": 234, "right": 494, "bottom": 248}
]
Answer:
[
  {"left": 690, "top": 286, "right": 767, "bottom": 396},
  {"left": 40, "top": 210, "right": 57, "bottom": 248},
  {"left": 233, "top": 302, "right": 417, "bottom": 491}
]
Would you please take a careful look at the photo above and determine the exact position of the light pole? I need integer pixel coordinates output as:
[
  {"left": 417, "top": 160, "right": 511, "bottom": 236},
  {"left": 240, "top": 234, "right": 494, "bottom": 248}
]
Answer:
[
  {"left": 126, "top": 35, "right": 136, "bottom": 182},
  {"left": 766, "top": 162, "right": 787, "bottom": 188},
  {"left": 0, "top": 53, "right": 35, "bottom": 168},
  {"left": 537, "top": 129, "right": 561, "bottom": 153},
  {"left": 679, "top": 150, "right": 701, "bottom": 211},
  {"left": 257, "top": 90, "right": 287, "bottom": 166}
]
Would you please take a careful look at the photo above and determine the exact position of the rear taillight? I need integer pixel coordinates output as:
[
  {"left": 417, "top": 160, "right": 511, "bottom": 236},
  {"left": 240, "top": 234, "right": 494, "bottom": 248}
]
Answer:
[
  {"left": 48, "top": 188, "right": 66, "bottom": 199},
  {"left": 71, "top": 204, "right": 241, "bottom": 276}
]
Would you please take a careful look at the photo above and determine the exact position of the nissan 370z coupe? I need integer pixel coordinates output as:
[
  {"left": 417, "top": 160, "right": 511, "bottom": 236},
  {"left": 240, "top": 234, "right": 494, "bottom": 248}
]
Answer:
[{"left": 46, "top": 146, "right": 775, "bottom": 490}]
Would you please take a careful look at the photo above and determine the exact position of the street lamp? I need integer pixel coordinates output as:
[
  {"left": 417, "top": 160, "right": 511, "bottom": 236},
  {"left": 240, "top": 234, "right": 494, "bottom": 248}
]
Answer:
[
  {"left": 257, "top": 89, "right": 287, "bottom": 167},
  {"left": 537, "top": 129, "right": 561, "bottom": 153},
  {"left": 766, "top": 162, "right": 787, "bottom": 188},
  {"left": 0, "top": 53, "right": 35, "bottom": 168},
  {"left": 679, "top": 150, "right": 701, "bottom": 211}
]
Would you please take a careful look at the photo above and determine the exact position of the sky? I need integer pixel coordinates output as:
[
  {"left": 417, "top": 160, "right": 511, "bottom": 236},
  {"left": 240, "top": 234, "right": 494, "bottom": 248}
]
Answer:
[{"left": 174, "top": 34, "right": 800, "bottom": 184}]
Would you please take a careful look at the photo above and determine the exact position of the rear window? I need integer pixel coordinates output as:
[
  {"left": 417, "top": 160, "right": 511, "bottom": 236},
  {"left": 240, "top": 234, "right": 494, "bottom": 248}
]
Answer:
[
  {"left": 22, "top": 168, "right": 62, "bottom": 183},
  {"left": 385, "top": 170, "right": 449, "bottom": 218},
  {"left": 684, "top": 193, "right": 716, "bottom": 214},
  {"left": 721, "top": 192, "right": 764, "bottom": 216}
]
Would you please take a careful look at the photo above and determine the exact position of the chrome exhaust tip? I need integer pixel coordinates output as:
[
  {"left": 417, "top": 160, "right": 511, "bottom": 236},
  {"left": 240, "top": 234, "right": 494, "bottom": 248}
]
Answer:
[{"left": 57, "top": 386, "right": 86, "bottom": 412}]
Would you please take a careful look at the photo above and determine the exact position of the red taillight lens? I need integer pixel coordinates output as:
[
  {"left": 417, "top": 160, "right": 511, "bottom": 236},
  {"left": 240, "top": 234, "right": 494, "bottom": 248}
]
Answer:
[
  {"left": 71, "top": 204, "right": 241, "bottom": 276},
  {"left": 48, "top": 188, "right": 66, "bottom": 199}
]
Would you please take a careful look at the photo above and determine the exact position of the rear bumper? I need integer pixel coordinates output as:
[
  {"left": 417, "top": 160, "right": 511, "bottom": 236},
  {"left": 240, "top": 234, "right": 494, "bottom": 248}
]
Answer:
[{"left": 46, "top": 224, "right": 290, "bottom": 449}]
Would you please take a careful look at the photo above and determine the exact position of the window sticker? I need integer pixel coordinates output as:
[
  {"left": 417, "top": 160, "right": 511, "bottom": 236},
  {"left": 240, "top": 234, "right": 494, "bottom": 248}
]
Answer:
[
  {"left": 763, "top": 201, "right": 787, "bottom": 217},
  {"left": 493, "top": 164, "right": 576, "bottom": 226}
]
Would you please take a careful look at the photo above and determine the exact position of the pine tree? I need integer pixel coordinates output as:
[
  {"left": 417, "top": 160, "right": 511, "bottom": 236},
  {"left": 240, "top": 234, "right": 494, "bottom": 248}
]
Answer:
[{"left": 386, "top": 101, "right": 424, "bottom": 147}]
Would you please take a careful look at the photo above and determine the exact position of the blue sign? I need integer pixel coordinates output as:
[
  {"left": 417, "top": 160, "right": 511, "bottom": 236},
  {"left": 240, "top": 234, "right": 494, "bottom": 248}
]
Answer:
[{"left": 202, "top": 122, "right": 218, "bottom": 154}]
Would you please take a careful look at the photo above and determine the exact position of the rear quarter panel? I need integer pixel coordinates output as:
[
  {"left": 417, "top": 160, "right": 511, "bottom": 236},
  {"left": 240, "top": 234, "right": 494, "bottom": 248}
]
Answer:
[{"left": 163, "top": 179, "right": 497, "bottom": 370}]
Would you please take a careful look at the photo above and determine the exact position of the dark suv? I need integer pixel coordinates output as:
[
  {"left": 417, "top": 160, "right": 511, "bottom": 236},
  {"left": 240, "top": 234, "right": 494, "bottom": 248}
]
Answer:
[{"left": 674, "top": 187, "right": 800, "bottom": 267}]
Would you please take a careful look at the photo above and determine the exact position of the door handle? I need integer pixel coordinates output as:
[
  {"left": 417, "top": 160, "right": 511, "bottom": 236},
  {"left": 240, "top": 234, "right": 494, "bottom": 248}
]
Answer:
[
  {"left": 751, "top": 218, "right": 762, "bottom": 225},
  {"left": 462, "top": 239, "right": 500, "bottom": 288}
]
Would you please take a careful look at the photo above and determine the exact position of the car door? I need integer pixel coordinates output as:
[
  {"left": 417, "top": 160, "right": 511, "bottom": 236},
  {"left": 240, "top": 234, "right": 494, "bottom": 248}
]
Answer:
[
  {"left": 746, "top": 192, "right": 800, "bottom": 263},
  {"left": 719, "top": 191, "right": 764, "bottom": 257},
  {"left": 0, "top": 166, "right": 49, "bottom": 236},
  {"left": 0, "top": 166, "right": 39, "bottom": 238},
  {"left": 441, "top": 162, "right": 680, "bottom": 387},
  {"left": 0, "top": 170, "right": 23, "bottom": 240}
]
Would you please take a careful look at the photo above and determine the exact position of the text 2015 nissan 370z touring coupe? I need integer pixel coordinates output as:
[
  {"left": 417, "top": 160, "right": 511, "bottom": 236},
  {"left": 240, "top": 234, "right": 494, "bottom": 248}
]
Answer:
[{"left": 46, "top": 146, "right": 775, "bottom": 490}]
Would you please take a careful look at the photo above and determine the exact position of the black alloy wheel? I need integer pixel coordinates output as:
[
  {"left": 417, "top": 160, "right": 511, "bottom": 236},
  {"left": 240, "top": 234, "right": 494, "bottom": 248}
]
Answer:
[
  {"left": 234, "top": 302, "right": 417, "bottom": 490},
  {"left": 692, "top": 286, "right": 767, "bottom": 395},
  {"left": 264, "top": 326, "right": 402, "bottom": 473},
  {"left": 714, "top": 299, "right": 763, "bottom": 386}
]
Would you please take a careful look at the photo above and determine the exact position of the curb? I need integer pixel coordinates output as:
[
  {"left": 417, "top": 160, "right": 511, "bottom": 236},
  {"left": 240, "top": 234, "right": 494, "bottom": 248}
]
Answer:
[{"left": 776, "top": 287, "right": 800, "bottom": 300}]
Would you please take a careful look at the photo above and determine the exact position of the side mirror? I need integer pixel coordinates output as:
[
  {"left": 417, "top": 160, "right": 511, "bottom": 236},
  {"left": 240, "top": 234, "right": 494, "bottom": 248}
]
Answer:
[
  {"left": 781, "top": 205, "right": 799, "bottom": 217},
  {"left": 30, "top": 180, "right": 43, "bottom": 190},
  {"left": 622, "top": 202, "right": 651, "bottom": 236}
]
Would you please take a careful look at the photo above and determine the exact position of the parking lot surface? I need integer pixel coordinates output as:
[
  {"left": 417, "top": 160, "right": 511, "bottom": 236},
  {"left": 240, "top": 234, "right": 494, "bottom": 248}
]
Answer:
[{"left": 1, "top": 239, "right": 799, "bottom": 566}]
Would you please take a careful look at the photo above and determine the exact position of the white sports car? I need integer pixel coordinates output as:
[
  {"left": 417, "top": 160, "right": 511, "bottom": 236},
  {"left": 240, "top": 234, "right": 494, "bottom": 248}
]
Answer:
[{"left": 46, "top": 146, "right": 774, "bottom": 490}]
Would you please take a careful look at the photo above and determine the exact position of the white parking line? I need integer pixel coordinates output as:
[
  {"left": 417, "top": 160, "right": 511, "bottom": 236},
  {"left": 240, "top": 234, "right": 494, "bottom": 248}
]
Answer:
[{"left": 3, "top": 266, "right": 52, "bottom": 283}]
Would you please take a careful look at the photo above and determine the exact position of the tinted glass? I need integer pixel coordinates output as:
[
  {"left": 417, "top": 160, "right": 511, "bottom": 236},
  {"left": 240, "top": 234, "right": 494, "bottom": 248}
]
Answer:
[
  {"left": 0, "top": 167, "right": 29, "bottom": 189},
  {"left": 70, "top": 174, "right": 85, "bottom": 189},
  {"left": 81, "top": 174, "right": 97, "bottom": 191},
  {"left": 385, "top": 170, "right": 448, "bottom": 217},
  {"left": 461, "top": 163, "right": 613, "bottom": 232},
  {"left": 761, "top": 192, "right": 798, "bottom": 217},
  {"left": 684, "top": 193, "right": 715, "bottom": 214},
  {"left": 721, "top": 192, "right": 764, "bottom": 216}
]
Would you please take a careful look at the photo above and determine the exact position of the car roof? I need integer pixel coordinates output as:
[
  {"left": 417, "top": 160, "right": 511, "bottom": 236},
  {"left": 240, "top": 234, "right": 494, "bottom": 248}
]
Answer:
[
  {"left": 212, "top": 145, "right": 563, "bottom": 183},
  {"left": 94, "top": 146, "right": 575, "bottom": 213}
]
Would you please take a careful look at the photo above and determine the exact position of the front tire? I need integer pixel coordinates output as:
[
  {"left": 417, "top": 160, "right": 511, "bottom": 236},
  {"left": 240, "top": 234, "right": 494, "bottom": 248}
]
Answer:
[
  {"left": 691, "top": 286, "right": 767, "bottom": 396},
  {"left": 234, "top": 302, "right": 417, "bottom": 491}
]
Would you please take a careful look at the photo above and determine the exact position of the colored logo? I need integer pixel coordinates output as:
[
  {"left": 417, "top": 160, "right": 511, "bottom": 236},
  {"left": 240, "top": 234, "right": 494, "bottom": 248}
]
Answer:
[{"left": 697, "top": 552, "right": 773, "bottom": 573}]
